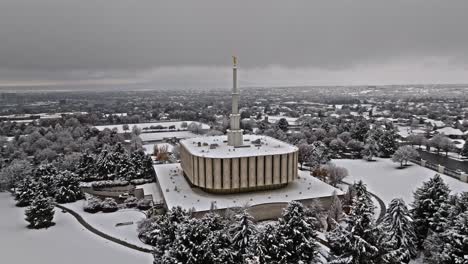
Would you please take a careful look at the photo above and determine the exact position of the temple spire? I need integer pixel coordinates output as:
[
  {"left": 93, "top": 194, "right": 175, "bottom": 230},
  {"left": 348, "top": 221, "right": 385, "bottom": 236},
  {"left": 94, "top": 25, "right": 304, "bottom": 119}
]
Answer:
[{"left": 227, "top": 56, "right": 243, "bottom": 146}]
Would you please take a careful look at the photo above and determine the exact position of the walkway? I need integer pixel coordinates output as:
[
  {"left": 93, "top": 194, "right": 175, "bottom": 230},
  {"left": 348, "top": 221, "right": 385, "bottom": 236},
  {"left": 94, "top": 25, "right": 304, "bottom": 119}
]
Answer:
[{"left": 55, "top": 204, "right": 153, "bottom": 254}]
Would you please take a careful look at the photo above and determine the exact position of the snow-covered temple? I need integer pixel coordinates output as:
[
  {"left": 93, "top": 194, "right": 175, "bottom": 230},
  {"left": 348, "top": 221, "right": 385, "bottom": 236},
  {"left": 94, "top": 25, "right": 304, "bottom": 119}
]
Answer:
[{"left": 154, "top": 57, "right": 342, "bottom": 220}]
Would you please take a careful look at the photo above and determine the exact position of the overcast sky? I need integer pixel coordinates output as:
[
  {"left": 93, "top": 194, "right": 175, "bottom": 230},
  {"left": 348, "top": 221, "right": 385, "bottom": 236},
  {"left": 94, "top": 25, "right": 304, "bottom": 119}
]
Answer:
[{"left": 1, "top": 0, "right": 468, "bottom": 88}]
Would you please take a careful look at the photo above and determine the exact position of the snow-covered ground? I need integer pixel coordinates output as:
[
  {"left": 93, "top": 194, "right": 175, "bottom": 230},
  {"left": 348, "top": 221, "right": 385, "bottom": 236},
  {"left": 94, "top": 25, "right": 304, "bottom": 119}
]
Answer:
[
  {"left": 95, "top": 121, "right": 209, "bottom": 133},
  {"left": 137, "top": 183, "right": 164, "bottom": 203},
  {"left": 334, "top": 158, "right": 468, "bottom": 205},
  {"left": 0, "top": 193, "right": 152, "bottom": 264},
  {"left": 62, "top": 201, "right": 150, "bottom": 249},
  {"left": 154, "top": 163, "right": 343, "bottom": 212}
]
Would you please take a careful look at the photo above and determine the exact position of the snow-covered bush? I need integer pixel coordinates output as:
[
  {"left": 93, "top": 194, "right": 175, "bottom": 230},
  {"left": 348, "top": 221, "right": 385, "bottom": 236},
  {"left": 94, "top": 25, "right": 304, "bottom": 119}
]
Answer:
[
  {"left": 124, "top": 196, "right": 138, "bottom": 208},
  {"left": 101, "top": 197, "right": 118, "bottom": 213},
  {"left": 91, "top": 180, "right": 129, "bottom": 189},
  {"left": 54, "top": 171, "right": 83, "bottom": 204},
  {"left": 25, "top": 194, "right": 55, "bottom": 229},
  {"left": 83, "top": 196, "right": 102, "bottom": 213},
  {"left": 137, "top": 198, "right": 152, "bottom": 210}
]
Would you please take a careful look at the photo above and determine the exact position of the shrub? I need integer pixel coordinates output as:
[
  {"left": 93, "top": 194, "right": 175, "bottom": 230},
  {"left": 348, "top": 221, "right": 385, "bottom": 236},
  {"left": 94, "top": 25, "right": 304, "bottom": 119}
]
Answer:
[
  {"left": 101, "top": 198, "right": 118, "bottom": 213},
  {"left": 137, "top": 199, "right": 152, "bottom": 210},
  {"left": 83, "top": 197, "right": 102, "bottom": 213},
  {"left": 125, "top": 196, "right": 138, "bottom": 208}
]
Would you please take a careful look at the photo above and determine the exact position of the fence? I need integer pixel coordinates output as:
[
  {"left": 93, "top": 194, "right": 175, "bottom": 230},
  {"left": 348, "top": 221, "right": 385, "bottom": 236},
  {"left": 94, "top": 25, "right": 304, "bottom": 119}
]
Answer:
[{"left": 410, "top": 158, "right": 468, "bottom": 183}]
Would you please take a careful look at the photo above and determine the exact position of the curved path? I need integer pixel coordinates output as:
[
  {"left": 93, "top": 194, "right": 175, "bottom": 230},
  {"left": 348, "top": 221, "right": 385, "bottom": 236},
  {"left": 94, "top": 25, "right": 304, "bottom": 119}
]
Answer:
[
  {"left": 340, "top": 180, "right": 387, "bottom": 223},
  {"left": 55, "top": 204, "right": 153, "bottom": 254}
]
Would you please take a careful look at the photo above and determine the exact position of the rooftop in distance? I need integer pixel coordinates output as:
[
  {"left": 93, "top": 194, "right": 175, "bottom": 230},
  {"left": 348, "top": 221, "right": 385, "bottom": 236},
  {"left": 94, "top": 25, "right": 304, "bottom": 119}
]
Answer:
[{"left": 179, "top": 134, "right": 298, "bottom": 159}]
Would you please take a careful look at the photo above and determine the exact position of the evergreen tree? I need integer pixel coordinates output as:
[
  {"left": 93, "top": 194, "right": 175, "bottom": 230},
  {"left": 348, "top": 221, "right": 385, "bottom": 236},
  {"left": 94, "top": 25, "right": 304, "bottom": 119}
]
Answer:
[
  {"left": 256, "top": 224, "right": 280, "bottom": 264},
  {"left": 328, "top": 181, "right": 381, "bottom": 264},
  {"left": 411, "top": 174, "right": 451, "bottom": 244},
  {"left": 275, "top": 201, "right": 319, "bottom": 264},
  {"left": 423, "top": 211, "right": 468, "bottom": 264},
  {"left": 142, "top": 207, "right": 189, "bottom": 262},
  {"left": 33, "top": 164, "right": 58, "bottom": 197},
  {"left": 14, "top": 177, "right": 36, "bottom": 207},
  {"left": 230, "top": 211, "right": 257, "bottom": 263},
  {"left": 379, "top": 198, "right": 418, "bottom": 263},
  {"left": 327, "top": 191, "right": 344, "bottom": 231},
  {"left": 377, "top": 130, "right": 398, "bottom": 157},
  {"left": 24, "top": 194, "right": 55, "bottom": 229},
  {"left": 76, "top": 152, "right": 97, "bottom": 181},
  {"left": 163, "top": 218, "right": 212, "bottom": 264},
  {"left": 352, "top": 120, "right": 370, "bottom": 142},
  {"left": 202, "top": 230, "right": 235, "bottom": 264},
  {"left": 276, "top": 118, "right": 289, "bottom": 132},
  {"left": 15, "top": 178, "right": 46, "bottom": 207},
  {"left": 54, "top": 170, "right": 83, "bottom": 204}
]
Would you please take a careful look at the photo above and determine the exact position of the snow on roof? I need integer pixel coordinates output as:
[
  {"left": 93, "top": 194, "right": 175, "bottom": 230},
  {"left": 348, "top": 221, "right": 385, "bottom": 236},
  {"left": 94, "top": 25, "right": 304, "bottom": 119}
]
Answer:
[
  {"left": 154, "top": 163, "right": 343, "bottom": 212},
  {"left": 436, "top": 127, "right": 464, "bottom": 136},
  {"left": 180, "top": 135, "right": 297, "bottom": 159},
  {"left": 94, "top": 121, "right": 209, "bottom": 133},
  {"left": 266, "top": 115, "right": 299, "bottom": 125},
  {"left": 139, "top": 131, "right": 197, "bottom": 142},
  {"left": 450, "top": 139, "right": 465, "bottom": 149}
]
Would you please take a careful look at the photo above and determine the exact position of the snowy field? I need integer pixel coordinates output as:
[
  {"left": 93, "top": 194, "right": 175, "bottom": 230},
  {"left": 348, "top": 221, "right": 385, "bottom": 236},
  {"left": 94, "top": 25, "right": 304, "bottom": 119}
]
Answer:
[
  {"left": 0, "top": 193, "right": 152, "bottom": 264},
  {"left": 334, "top": 158, "right": 468, "bottom": 205},
  {"left": 63, "top": 201, "right": 150, "bottom": 249},
  {"left": 94, "top": 121, "right": 209, "bottom": 133}
]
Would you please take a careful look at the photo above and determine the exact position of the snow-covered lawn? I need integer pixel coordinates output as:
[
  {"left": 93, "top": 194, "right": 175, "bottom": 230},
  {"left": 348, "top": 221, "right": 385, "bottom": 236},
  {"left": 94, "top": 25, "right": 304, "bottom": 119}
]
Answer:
[
  {"left": 62, "top": 201, "right": 150, "bottom": 249},
  {"left": 334, "top": 158, "right": 468, "bottom": 205},
  {"left": 95, "top": 121, "right": 209, "bottom": 133},
  {"left": 0, "top": 193, "right": 152, "bottom": 264}
]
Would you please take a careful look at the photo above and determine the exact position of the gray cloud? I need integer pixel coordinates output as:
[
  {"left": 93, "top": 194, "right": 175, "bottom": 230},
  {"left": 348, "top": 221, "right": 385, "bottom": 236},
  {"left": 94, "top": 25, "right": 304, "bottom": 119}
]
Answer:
[{"left": 1, "top": 0, "right": 468, "bottom": 86}]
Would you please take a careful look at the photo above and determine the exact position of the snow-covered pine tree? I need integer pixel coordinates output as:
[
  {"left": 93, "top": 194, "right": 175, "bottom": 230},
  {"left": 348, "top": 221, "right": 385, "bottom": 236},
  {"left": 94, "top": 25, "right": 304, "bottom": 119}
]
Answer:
[
  {"left": 377, "top": 130, "right": 398, "bottom": 158},
  {"left": 327, "top": 191, "right": 344, "bottom": 231},
  {"left": 202, "top": 229, "right": 235, "bottom": 264},
  {"left": 327, "top": 181, "right": 381, "bottom": 264},
  {"left": 54, "top": 170, "right": 83, "bottom": 204},
  {"left": 95, "top": 149, "right": 116, "bottom": 180},
  {"left": 275, "top": 201, "right": 319, "bottom": 264},
  {"left": 76, "top": 152, "right": 97, "bottom": 181},
  {"left": 411, "top": 174, "right": 451, "bottom": 244},
  {"left": 24, "top": 194, "right": 55, "bottom": 229},
  {"left": 14, "top": 177, "right": 36, "bottom": 207},
  {"left": 423, "top": 211, "right": 468, "bottom": 264},
  {"left": 429, "top": 195, "right": 457, "bottom": 233},
  {"left": 379, "top": 198, "right": 418, "bottom": 263},
  {"left": 230, "top": 211, "right": 257, "bottom": 263},
  {"left": 142, "top": 207, "right": 189, "bottom": 261},
  {"left": 33, "top": 163, "right": 58, "bottom": 197},
  {"left": 255, "top": 224, "right": 280, "bottom": 264},
  {"left": 163, "top": 217, "right": 211, "bottom": 264}
]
